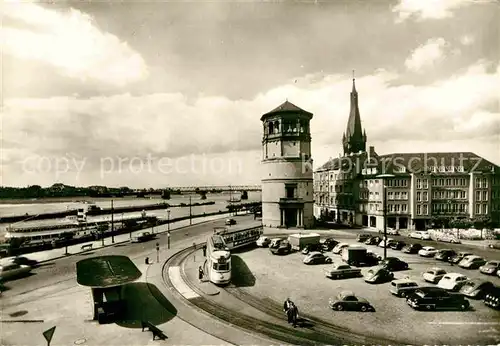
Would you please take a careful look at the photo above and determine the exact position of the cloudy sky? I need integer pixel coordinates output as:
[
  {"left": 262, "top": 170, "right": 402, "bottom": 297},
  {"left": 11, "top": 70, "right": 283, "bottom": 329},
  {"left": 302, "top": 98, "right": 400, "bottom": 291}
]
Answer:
[{"left": 1, "top": 0, "right": 499, "bottom": 188}]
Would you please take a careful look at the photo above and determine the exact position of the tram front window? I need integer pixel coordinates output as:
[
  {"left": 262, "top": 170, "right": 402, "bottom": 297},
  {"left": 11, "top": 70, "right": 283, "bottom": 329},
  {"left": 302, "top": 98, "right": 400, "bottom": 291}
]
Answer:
[{"left": 213, "top": 263, "right": 229, "bottom": 271}]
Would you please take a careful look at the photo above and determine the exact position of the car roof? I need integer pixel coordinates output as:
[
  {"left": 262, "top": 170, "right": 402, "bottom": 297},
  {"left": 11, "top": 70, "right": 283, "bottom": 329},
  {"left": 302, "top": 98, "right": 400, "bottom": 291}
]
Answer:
[
  {"left": 466, "top": 255, "right": 482, "bottom": 259},
  {"left": 428, "top": 267, "right": 445, "bottom": 272},
  {"left": 486, "top": 260, "right": 500, "bottom": 264},
  {"left": 422, "top": 246, "right": 435, "bottom": 250},
  {"left": 444, "top": 273, "right": 467, "bottom": 278},
  {"left": 392, "top": 278, "right": 417, "bottom": 284},
  {"left": 339, "top": 290, "right": 356, "bottom": 297},
  {"left": 308, "top": 251, "right": 323, "bottom": 256}
]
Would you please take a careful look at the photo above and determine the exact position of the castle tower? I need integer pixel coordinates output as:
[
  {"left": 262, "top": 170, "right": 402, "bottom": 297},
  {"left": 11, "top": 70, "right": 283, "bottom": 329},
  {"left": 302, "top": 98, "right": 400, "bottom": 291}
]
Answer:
[
  {"left": 260, "top": 101, "right": 314, "bottom": 228},
  {"left": 342, "top": 78, "right": 367, "bottom": 155}
]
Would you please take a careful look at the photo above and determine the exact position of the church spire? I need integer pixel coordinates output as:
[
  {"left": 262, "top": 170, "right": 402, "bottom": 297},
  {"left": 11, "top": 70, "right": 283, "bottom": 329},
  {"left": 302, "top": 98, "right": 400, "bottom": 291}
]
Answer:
[{"left": 343, "top": 71, "right": 366, "bottom": 156}]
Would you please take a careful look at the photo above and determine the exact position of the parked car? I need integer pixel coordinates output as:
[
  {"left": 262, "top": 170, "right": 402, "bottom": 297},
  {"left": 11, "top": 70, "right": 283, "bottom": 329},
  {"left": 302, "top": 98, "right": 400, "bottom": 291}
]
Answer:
[
  {"left": 480, "top": 260, "right": 500, "bottom": 275},
  {"left": 437, "top": 273, "right": 469, "bottom": 291},
  {"left": 378, "top": 239, "right": 397, "bottom": 248},
  {"left": 436, "top": 234, "right": 461, "bottom": 244},
  {"left": 406, "top": 287, "right": 470, "bottom": 311},
  {"left": 418, "top": 246, "right": 438, "bottom": 257},
  {"left": 434, "top": 249, "right": 457, "bottom": 262},
  {"left": 459, "top": 279, "right": 495, "bottom": 299},
  {"left": 450, "top": 251, "right": 473, "bottom": 264},
  {"left": 364, "top": 266, "right": 394, "bottom": 284},
  {"left": 410, "top": 231, "right": 431, "bottom": 240},
  {"left": 483, "top": 287, "right": 500, "bottom": 310},
  {"left": 458, "top": 255, "right": 487, "bottom": 269},
  {"left": 270, "top": 240, "right": 292, "bottom": 255},
  {"left": 401, "top": 243, "right": 422, "bottom": 254},
  {"left": 302, "top": 243, "right": 324, "bottom": 254},
  {"left": 256, "top": 236, "right": 271, "bottom": 247},
  {"left": 381, "top": 257, "right": 408, "bottom": 271},
  {"left": 386, "top": 228, "right": 400, "bottom": 236},
  {"left": 324, "top": 262, "right": 362, "bottom": 279},
  {"left": 303, "top": 251, "right": 332, "bottom": 265},
  {"left": 389, "top": 279, "right": 419, "bottom": 298},
  {"left": 332, "top": 243, "right": 349, "bottom": 254},
  {"left": 390, "top": 241, "right": 406, "bottom": 250},
  {"left": 364, "top": 236, "right": 381, "bottom": 245},
  {"left": 9, "top": 256, "right": 38, "bottom": 267},
  {"left": 322, "top": 238, "right": 339, "bottom": 251},
  {"left": 269, "top": 238, "right": 286, "bottom": 248},
  {"left": 423, "top": 267, "right": 447, "bottom": 284},
  {"left": 488, "top": 241, "right": 500, "bottom": 250},
  {"left": 225, "top": 218, "right": 236, "bottom": 225},
  {"left": 356, "top": 234, "right": 371, "bottom": 243},
  {"left": 0, "top": 263, "right": 32, "bottom": 281},
  {"left": 365, "top": 251, "right": 382, "bottom": 265},
  {"left": 328, "top": 291, "right": 374, "bottom": 312}
]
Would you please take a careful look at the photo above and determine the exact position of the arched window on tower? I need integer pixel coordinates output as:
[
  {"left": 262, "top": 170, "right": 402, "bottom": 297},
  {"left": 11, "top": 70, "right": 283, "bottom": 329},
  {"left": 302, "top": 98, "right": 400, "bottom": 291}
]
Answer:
[
  {"left": 299, "top": 120, "right": 304, "bottom": 133},
  {"left": 268, "top": 121, "right": 274, "bottom": 135},
  {"left": 274, "top": 120, "right": 280, "bottom": 134}
]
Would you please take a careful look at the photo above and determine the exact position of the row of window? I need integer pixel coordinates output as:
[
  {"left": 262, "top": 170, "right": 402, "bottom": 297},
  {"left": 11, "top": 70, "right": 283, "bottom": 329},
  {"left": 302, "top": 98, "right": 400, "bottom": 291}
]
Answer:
[
  {"left": 475, "top": 190, "right": 489, "bottom": 201},
  {"left": 416, "top": 204, "right": 428, "bottom": 215},
  {"left": 265, "top": 119, "right": 309, "bottom": 135},
  {"left": 475, "top": 203, "right": 489, "bottom": 215},
  {"left": 382, "top": 179, "right": 409, "bottom": 187},
  {"left": 432, "top": 177, "right": 468, "bottom": 187},
  {"left": 432, "top": 203, "right": 468, "bottom": 213},
  {"left": 475, "top": 177, "right": 489, "bottom": 188},
  {"left": 416, "top": 191, "right": 428, "bottom": 202},
  {"left": 416, "top": 179, "right": 429, "bottom": 189},
  {"left": 433, "top": 190, "right": 467, "bottom": 199}
]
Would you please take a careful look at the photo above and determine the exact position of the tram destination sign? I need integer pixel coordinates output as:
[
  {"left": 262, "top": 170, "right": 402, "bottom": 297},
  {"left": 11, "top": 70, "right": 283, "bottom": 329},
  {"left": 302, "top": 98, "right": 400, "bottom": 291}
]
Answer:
[{"left": 217, "top": 256, "right": 226, "bottom": 264}]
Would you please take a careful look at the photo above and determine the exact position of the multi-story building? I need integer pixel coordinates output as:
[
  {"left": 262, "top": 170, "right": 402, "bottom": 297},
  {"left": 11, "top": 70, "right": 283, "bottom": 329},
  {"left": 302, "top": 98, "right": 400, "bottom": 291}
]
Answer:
[
  {"left": 261, "top": 101, "right": 314, "bottom": 228},
  {"left": 314, "top": 79, "right": 500, "bottom": 230}
]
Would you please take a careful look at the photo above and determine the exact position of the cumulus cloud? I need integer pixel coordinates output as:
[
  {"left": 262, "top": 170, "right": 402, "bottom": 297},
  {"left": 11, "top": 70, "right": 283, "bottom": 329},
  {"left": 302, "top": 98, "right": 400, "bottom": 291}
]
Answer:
[
  {"left": 392, "top": 0, "right": 481, "bottom": 22},
  {"left": 405, "top": 38, "right": 447, "bottom": 72},
  {"left": 2, "top": 61, "right": 499, "bottom": 187},
  {"left": 1, "top": 2, "right": 148, "bottom": 87}
]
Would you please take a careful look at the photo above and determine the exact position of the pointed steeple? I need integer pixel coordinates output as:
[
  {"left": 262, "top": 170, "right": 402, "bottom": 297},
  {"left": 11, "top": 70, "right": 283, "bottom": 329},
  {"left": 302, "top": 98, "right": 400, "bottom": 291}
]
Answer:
[{"left": 343, "top": 74, "right": 367, "bottom": 155}]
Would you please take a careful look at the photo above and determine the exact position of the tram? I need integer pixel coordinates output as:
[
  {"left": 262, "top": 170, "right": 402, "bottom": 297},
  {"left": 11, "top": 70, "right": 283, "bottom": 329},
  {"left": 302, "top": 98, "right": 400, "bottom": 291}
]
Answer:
[
  {"left": 213, "top": 225, "right": 263, "bottom": 250},
  {"left": 206, "top": 234, "right": 231, "bottom": 285}
]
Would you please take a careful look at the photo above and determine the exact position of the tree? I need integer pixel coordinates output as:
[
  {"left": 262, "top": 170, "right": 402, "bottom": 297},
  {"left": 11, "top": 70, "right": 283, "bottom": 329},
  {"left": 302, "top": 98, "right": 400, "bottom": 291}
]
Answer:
[
  {"left": 161, "top": 189, "right": 171, "bottom": 200},
  {"left": 241, "top": 191, "right": 248, "bottom": 200},
  {"left": 471, "top": 216, "right": 492, "bottom": 239}
]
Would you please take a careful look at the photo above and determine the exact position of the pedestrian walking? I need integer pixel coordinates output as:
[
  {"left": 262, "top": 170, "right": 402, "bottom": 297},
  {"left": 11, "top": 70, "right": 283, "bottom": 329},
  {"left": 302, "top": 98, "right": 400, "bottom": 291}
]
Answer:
[
  {"left": 198, "top": 266, "right": 204, "bottom": 282},
  {"left": 283, "top": 297, "right": 292, "bottom": 313},
  {"left": 287, "top": 302, "right": 298, "bottom": 327},
  {"left": 202, "top": 245, "right": 207, "bottom": 257}
]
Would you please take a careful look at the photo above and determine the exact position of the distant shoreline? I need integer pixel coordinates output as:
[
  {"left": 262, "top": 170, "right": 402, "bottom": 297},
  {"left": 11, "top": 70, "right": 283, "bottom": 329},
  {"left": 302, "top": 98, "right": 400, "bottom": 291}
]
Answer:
[{"left": 0, "top": 196, "right": 166, "bottom": 205}]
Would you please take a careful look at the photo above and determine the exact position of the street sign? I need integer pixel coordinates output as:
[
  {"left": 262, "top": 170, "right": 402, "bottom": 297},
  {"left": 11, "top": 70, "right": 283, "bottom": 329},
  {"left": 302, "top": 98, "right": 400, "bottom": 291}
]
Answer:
[{"left": 43, "top": 326, "right": 56, "bottom": 346}]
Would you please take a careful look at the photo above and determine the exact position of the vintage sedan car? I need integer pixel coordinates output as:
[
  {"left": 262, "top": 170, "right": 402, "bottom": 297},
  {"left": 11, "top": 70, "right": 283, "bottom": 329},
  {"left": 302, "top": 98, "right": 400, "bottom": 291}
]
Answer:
[
  {"left": 459, "top": 279, "right": 495, "bottom": 299},
  {"left": 270, "top": 241, "right": 292, "bottom": 255},
  {"left": 256, "top": 236, "right": 271, "bottom": 247},
  {"left": 386, "top": 228, "right": 400, "bottom": 236},
  {"left": 483, "top": 287, "right": 500, "bottom": 310},
  {"left": 480, "top": 260, "right": 500, "bottom": 275},
  {"left": 450, "top": 251, "right": 474, "bottom": 264},
  {"left": 401, "top": 243, "right": 422, "bottom": 254},
  {"left": 364, "top": 266, "right": 394, "bottom": 284},
  {"left": 434, "top": 249, "right": 457, "bottom": 262},
  {"left": 410, "top": 231, "right": 431, "bottom": 240},
  {"left": 458, "top": 255, "right": 487, "bottom": 269},
  {"left": 321, "top": 238, "right": 339, "bottom": 251},
  {"left": 389, "top": 279, "right": 420, "bottom": 298},
  {"left": 303, "top": 251, "right": 332, "bottom": 265},
  {"left": 225, "top": 218, "right": 237, "bottom": 225},
  {"left": 302, "top": 243, "right": 324, "bottom": 254},
  {"left": 356, "top": 234, "right": 371, "bottom": 243},
  {"left": 380, "top": 257, "right": 409, "bottom": 271},
  {"left": 436, "top": 234, "right": 461, "bottom": 244},
  {"left": 488, "top": 241, "right": 500, "bottom": 250},
  {"left": 418, "top": 246, "right": 438, "bottom": 257},
  {"left": 437, "top": 273, "right": 469, "bottom": 291},
  {"left": 423, "top": 267, "right": 447, "bottom": 284},
  {"left": 378, "top": 238, "right": 396, "bottom": 248},
  {"left": 324, "top": 263, "right": 362, "bottom": 279},
  {"left": 8, "top": 256, "right": 39, "bottom": 267},
  {"left": 0, "top": 263, "right": 32, "bottom": 281},
  {"left": 328, "top": 291, "right": 374, "bottom": 312},
  {"left": 364, "top": 236, "right": 381, "bottom": 245},
  {"left": 332, "top": 243, "right": 350, "bottom": 254},
  {"left": 269, "top": 238, "right": 286, "bottom": 248},
  {"left": 390, "top": 241, "right": 406, "bottom": 250},
  {"left": 364, "top": 251, "right": 382, "bottom": 265},
  {"left": 406, "top": 287, "right": 470, "bottom": 311}
]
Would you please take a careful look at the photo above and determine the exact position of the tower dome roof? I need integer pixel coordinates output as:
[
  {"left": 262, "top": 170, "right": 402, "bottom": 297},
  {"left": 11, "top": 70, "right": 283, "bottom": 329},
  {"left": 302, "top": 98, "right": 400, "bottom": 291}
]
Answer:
[{"left": 261, "top": 100, "right": 313, "bottom": 121}]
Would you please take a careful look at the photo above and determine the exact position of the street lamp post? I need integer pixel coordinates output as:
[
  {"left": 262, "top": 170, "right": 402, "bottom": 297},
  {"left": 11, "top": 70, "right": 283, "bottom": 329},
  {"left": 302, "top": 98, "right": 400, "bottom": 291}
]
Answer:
[
  {"left": 111, "top": 200, "right": 115, "bottom": 244},
  {"left": 377, "top": 174, "right": 395, "bottom": 260},
  {"left": 167, "top": 209, "right": 171, "bottom": 249}
]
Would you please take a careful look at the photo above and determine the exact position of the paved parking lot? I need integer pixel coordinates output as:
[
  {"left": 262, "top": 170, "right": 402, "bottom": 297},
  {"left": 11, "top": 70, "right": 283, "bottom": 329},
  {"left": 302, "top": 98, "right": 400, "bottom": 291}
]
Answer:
[{"left": 231, "top": 233, "right": 500, "bottom": 345}]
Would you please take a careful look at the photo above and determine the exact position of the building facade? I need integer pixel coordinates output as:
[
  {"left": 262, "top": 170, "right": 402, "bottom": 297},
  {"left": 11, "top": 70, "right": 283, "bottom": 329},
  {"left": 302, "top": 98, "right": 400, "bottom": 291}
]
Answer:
[
  {"left": 314, "top": 79, "right": 500, "bottom": 230},
  {"left": 261, "top": 101, "right": 314, "bottom": 228}
]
